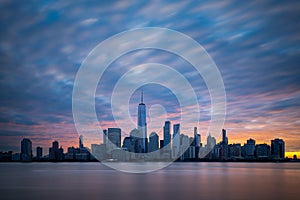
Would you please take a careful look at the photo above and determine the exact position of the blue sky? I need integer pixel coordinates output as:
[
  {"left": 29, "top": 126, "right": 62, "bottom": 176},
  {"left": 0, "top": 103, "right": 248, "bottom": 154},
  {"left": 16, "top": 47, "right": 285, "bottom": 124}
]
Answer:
[{"left": 0, "top": 0, "right": 300, "bottom": 154}]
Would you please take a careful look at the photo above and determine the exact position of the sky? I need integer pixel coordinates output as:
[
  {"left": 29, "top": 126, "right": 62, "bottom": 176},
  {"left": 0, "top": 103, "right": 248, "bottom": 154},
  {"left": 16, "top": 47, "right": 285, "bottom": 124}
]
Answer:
[{"left": 0, "top": 0, "right": 300, "bottom": 156}]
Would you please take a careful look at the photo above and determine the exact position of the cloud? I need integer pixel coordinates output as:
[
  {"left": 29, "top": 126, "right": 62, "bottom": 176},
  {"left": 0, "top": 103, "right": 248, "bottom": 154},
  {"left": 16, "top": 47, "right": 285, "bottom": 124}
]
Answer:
[
  {"left": 80, "top": 18, "right": 98, "bottom": 26},
  {"left": 0, "top": 0, "right": 300, "bottom": 152}
]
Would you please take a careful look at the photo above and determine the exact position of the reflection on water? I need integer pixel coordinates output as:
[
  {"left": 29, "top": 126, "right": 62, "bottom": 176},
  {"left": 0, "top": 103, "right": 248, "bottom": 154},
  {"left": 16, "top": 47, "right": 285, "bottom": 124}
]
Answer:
[{"left": 0, "top": 162, "right": 299, "bottom": 200}]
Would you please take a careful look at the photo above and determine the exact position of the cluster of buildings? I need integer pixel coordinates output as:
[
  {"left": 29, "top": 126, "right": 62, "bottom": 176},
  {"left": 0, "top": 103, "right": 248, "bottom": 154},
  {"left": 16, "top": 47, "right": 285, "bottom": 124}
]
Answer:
[
  {"left": 90, "top": 127, "right": 286, "bottom": 162},
  {"left": 0, "top": 128, "right": 287, "bottom": 162},
  {"left": 90, "top": 92, "right": 286, "bottom": 161},
  {"left": 0, "top": 136, "right": 92, "bottom": 162},
  {"left": 0, "top": 91, "right": 291, "bottom": 162}
]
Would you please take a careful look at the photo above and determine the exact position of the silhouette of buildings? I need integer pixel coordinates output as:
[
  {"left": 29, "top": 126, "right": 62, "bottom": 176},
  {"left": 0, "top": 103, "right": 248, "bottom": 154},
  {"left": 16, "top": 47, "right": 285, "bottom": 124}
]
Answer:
[
  {"left": 243, "top": 138, "right": 256, "bottom": 159},
  {"left": 137, "top": 90, "right": 147, "bottom": 153},
  {"left": 0, "top": 91, "right": 290, "bottom": 162},
  {"left": 256, "top": 144, "right": 270, "bottom": 159},
  {"left": 271, "top": 138, "right": 285, "bottom": 159},
  {"left": 49, "top": 141, "right": 64, "bottom": 161},
  {"left": 36, "top": 146, "right": 43, "bottom": 160},
  {"left": 21, "top": 138, "right": 32, "bottom": 161},
  {"left": 149, "top": 132, "right": 159, "bottom": 152}
]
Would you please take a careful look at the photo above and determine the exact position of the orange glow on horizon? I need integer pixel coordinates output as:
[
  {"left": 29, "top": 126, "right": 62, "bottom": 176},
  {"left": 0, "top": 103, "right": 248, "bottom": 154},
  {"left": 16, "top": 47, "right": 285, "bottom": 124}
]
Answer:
[{"left": 285, "top": 152, "right": 300, "bottom": 159}]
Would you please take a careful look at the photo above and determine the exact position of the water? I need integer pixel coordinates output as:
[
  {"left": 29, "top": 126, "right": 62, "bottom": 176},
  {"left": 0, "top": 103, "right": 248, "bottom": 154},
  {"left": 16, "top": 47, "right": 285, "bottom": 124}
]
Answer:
[{"left": 0, "top": 162, "right": 299, "bottom": 200}]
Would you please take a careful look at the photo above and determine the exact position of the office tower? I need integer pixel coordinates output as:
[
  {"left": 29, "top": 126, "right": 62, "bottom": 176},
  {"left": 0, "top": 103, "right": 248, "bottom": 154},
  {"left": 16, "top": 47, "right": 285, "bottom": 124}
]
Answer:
[
  {"left": 36, "top": 146, "right": 43, "bottom": 159},
  {"left": 108, "top": 128, "right": 121, "bottom": 148},
  {"left": 129, "top": 128, "right": 140, "bottom": 153},
  {"left": 220, "top": 129, "right": 228, "bottom": 160},
  {"left": 194, "top": 127, "right": 200, "bottom": 159},
  {"left": 194, "top": 127, "right": 201, "bottom": 146},
  {"left": 79, "top": 135, "right": 84, "bottom": 149},
  {"left": 91, "top": 144, "right": 106, "bottom": 160},
  {"left": 172, "top": 124, "right": 180, "bottom": 158},
  {"left": 255, "top": 144, "right": 270, "bottom": 159},
  {"left": 222, "top": 129, "right": 228, "bottom": 144},
  {"left": 206, "top": 133, "right": 215, "bottom": 151},
  {"left": 228, "top": 144, "right": 241, "bottom": 159},
  {"left": 180, "top": 134, "right": 190, "bottom": 160},
  {"left": 149, "top": 132, "right": 159, "bottom": 152},
  {"left": 21, "top": 138, "right": 32, "bottom": 161},
  {"left": 163, "top": 121, "right": 171, "bottom": 147},
  {"left": 173, "top": 124, "right": 180, "bottom": 137},
  {"left": 57, "top": 146, "right": 64, "bottom": 160},
  {"left": 49, "top": 140, "right": 59, "bottom": 160},
  {"left": 271, "top": 138, "right": 285, "bottom": 159},
  {"left": 103, "top": 129, "right": 107, "bottom": 145},
  {"left": 122, "top": 137, "right": 132, "bottom": 151},
  {"left": 244, "top": 138, "right": 256, "bottom": 158},
  {"left": 137, "top": 90, "right": 147, "bottom": 153}
]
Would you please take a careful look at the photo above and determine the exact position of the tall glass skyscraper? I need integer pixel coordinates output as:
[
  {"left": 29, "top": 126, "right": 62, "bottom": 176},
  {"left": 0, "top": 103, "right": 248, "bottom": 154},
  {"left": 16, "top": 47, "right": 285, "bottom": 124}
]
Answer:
[
  {"left": 21, "top": 138, "right": 32, "bottom": 161},
  {"left": 137, "top": 90, "right": 147, "bottom": 153},
  {"left": 163, "top": 121, "right": 171, "bottom": 147}
]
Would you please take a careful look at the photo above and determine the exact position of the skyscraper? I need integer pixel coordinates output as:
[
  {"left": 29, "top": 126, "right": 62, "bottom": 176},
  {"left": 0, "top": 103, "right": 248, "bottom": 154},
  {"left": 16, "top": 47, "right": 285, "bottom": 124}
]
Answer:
[
  {"left": 163, "top": 121, "right": 171, "bottom": 157},
  {"left": 36, "top": 146, "right": 43, "bottom": 159},
  {"left": 271, "top": 138, "right": 285, "bottom": 159},
  {"left": 103, "top": 129, "right": 107, "bottom": 145},
  {"left": 163, "top": 121, "right": 171, "bottom": 147},
  {"left": 49, "top": 140, "right": 59, "bottom": 160},
  {"left": 244, "top": 138, "right": 256, "bottom": 158},
  {"left": 194, "top": 127, "right": 201, "bottom": 159},
  {"left": 137, "top": 90, "right": 147, "bottom": 153},
  {"left": 222, "top": 129, "right": 228, "bottom": 144},
  {"left": 79, "top": 135, "right": 84, "bottom": 149},
  {"left": 107, "top": 128, "right": 121, "bottom": 148},
  {"left": 21, "top": 138, "right": 32, "bottom": 161},
  {"left": 172, "top": 124, "right": 180, "bottom": 158},
  {"left": 206, "top": 133, "right": 215, "bottom": 151},
  {"left": 149, "top": 132, "right": 159, "bottom": 152},
  {"left": 220, "top": 129, "right": 228, "bottom": 160}
]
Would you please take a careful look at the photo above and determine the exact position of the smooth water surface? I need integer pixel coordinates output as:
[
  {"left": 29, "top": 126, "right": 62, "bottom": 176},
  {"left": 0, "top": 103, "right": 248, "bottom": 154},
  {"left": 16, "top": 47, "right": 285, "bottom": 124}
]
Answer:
[{"left": 0, "top": 162, "right": 299, "bottom": 200}]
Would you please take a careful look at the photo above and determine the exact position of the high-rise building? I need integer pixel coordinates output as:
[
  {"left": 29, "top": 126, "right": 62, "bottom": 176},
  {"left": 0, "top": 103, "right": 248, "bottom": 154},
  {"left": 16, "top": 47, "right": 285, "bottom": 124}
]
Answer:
[
  {"left": 222, "top": 129, "right": 228, "bottom": 144},
  {"left": 108, "top": 128, "right": 121, "bottom": 149},
  {"left": 220, "top": 129, "right": 228, "bottom": 160},
  {"left": 103, "top": 129, "right": 107, "bottom": 145},
  {"left": 228, "top": 143, "right": 241, "bottom": 159},
  {"left": 206, "top": 133, "right": 215, "bottom": 151},
  {"left": 137, "top": 90, "right": 147, "bottom": 153},
  {"left": 79, "top": 135, "right": 84, "bottom": 149},
  {"left": 193, "top": 127, "right": 201, "bottom": 159},
  {"left": 49, "top": 140, "right": 59, "bottom": 160},
  {"left": 36, "top": 146, "right": 43, "bottom": 159},
  {"left": 194, "top": 127, "right": 201, "bottom": 146},
  {"left": 255, "top": 144, "right": 270, "bottom": 159},
  {"left": 149, "top": 132, "right": 159, "bottom": 152},
  {"left": 173, "top": 124, "right": 180, "bottom": 137},
  {"left": 163, "top": 121, "right": 171, "bottom": 148},
  {"left": 243, "top": 138, "right": 256, "bottom": 158},
  {"left": 180, "top": 134, "right": 190, "bottom": 160},
  {"left": 271, "top": 138, "right": 285, "bottom": 159},
  {"left": 129, "top": 128, "right": 141, "bottom": 153},
  {"left": 122, "top": 137, "right": 132, "bottom": 151},
  {"left": 21, "top": 138, "right": 32, "bottom": 161},
  {"left": 172, "top": 124, "right": 180, "bottom": 158}
]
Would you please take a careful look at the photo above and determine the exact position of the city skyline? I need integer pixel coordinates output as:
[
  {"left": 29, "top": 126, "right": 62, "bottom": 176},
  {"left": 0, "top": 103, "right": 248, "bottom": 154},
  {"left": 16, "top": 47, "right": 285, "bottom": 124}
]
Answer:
[
  {"left": 0, "top": 93, "right": 291, "bottom": 161},
  {"left": 0, "top": 128, "right": 289, "bottom": 162},
  {"left": 0, "top": 90, "right": 298, "bottom": 158},
  {"left": 0, "top": 1, "right": 300, "bottom": 158}
]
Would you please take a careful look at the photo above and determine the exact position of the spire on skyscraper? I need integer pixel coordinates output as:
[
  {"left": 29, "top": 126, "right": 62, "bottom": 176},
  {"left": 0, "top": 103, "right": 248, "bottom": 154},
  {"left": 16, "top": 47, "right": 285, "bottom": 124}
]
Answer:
[
  {"left": 137, "top": 88, "right": 147, "bottom": 153},
  {"left": 141, "top": 89, "right": 143, "bottom": 104}
]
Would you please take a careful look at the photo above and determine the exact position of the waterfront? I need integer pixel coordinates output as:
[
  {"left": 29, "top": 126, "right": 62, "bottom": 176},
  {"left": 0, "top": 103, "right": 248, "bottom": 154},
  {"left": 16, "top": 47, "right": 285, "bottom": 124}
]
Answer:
[{"left": 1, "top": 162, "right": 299, "bottom": 200}]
